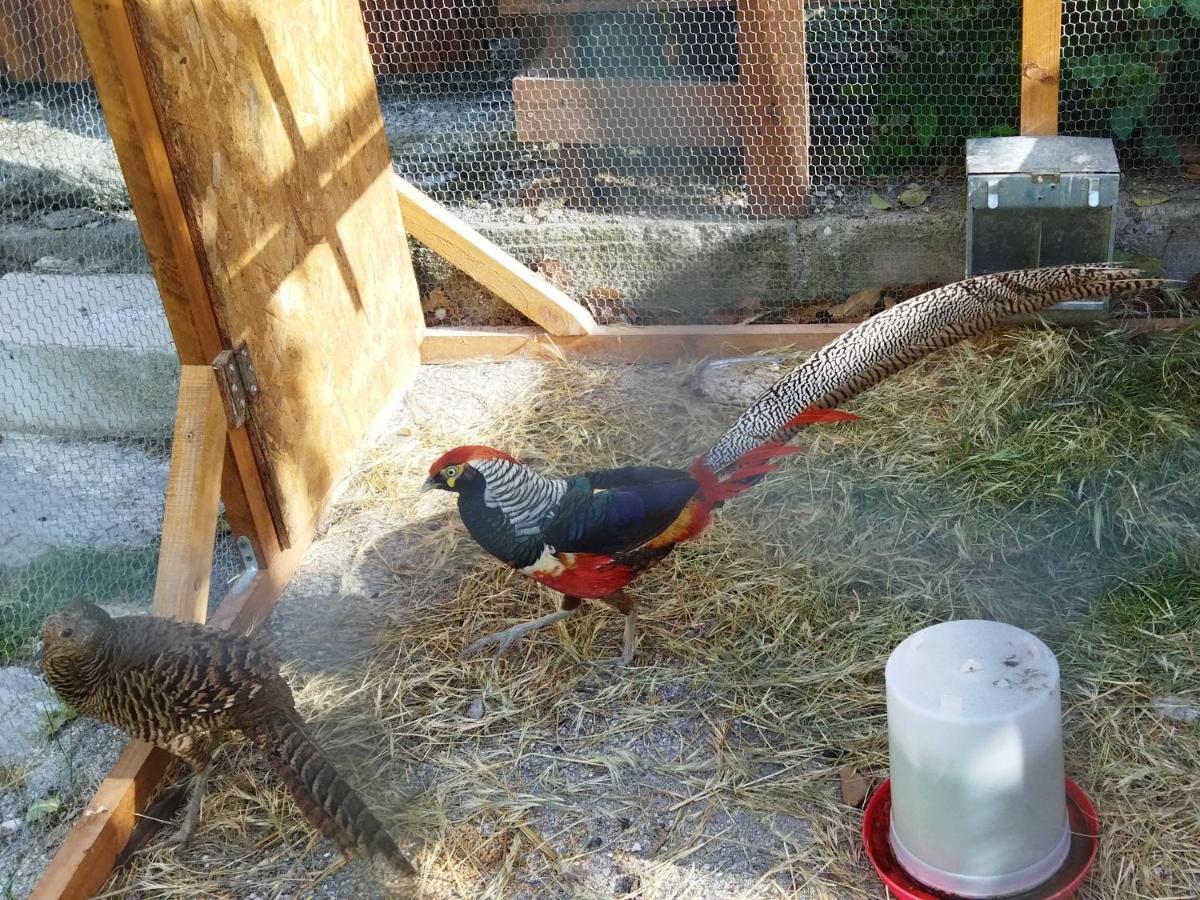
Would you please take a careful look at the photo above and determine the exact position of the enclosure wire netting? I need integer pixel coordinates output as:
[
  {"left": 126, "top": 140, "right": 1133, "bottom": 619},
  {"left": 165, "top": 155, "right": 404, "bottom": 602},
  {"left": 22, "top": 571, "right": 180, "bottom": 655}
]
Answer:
[
  {"left": 362, "top": 0, "right": 1199, "bottom": 325},
  {"left": 0, "top": 5, "right": 243, "bottom": 891}
]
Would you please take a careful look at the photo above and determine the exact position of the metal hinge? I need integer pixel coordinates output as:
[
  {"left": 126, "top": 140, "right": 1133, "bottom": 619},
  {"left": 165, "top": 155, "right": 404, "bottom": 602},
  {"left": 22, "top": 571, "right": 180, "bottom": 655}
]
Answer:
[{"left": 212, "top": 343, "right": 260, "bottom": 429}]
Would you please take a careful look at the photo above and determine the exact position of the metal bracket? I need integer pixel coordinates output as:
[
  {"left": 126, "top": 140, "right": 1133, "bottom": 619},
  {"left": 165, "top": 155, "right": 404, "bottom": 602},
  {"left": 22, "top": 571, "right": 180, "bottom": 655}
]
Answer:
[
  {"left": 211, "top": 343, "right": 260, "bottom": 429},
  {"left": 225, "top": 534, "right": 261, "bottom": 595}
]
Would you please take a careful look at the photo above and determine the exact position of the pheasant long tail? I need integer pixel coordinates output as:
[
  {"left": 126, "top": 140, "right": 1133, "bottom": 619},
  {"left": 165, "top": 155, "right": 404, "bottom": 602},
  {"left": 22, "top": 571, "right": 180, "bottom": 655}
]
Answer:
[
  {"left": 695, "top": 264, "right": 1161, "bottom": 485},
  {"left": 246, "top": 709, "right": 415, "bottom": 875}
]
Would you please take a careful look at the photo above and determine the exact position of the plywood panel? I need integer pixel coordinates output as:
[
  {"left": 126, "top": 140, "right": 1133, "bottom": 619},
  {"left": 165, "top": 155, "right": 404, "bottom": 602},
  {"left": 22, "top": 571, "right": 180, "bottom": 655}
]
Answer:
[
  {"left": 71, "top": 0, "right": 281, "bottom": 561},
  {"left": 125, "top": 0, "right": 424, "bottom": 545}
]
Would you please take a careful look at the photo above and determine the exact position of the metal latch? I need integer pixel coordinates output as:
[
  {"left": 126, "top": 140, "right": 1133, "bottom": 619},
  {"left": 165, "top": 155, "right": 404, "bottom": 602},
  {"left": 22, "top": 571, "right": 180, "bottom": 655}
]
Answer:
[{"left": 212, "top": 343, "right": 260, "bottom": 429}]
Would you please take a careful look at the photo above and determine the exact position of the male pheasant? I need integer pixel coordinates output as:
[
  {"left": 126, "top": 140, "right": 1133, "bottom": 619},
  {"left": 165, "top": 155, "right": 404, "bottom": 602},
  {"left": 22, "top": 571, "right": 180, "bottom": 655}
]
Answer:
[
  {"left": 39, "top": 600, "right": 414, "bottom": 873},
  {"left": 424, "top": 265, "right": 1158, "bottom": 664}
]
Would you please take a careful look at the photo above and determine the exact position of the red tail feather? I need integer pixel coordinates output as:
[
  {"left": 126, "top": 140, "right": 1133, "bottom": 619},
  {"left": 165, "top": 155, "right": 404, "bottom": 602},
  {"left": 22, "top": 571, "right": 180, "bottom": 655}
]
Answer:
[
  {"left": 689, "top": 406, "right": 859, "bottom": 505},
  {"left": 784, "top": 407, "right": 860, "bottom": 429}
]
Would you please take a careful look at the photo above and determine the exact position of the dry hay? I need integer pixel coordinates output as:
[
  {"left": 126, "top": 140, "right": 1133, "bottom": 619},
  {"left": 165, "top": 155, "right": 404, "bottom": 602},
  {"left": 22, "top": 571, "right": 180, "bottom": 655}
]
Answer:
[{"left": 102, "top": 326, "right": 1199, "bottom": 899}]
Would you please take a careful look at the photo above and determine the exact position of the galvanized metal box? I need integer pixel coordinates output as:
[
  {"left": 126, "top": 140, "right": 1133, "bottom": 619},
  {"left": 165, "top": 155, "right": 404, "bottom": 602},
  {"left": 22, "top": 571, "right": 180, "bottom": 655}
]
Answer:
[{"left": 966, "top": 136, "right": 1120, "bottom": 319}]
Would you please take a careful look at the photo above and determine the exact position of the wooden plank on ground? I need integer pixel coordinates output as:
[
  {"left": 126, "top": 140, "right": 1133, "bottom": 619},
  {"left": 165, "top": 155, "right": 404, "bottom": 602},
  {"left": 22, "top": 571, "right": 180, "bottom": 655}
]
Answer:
[
  {"left": 70, "top": 0, "right": 283, "bottom": 563},
  {"left": 735, "top": 0, "right": 810, "bottom": 216},
  {"left": 1021, "top": 0, "right": 1063, "bottom": 135},
  {"left": 123, "top": 0, "right": 425, "bottom": 549},
  {"left": 512, "top": 75, "right": 740, "bottom": 147},
  {"left": 151, "top": 366, "right": 227, "bottom": 622},
  {"left": 421, "top": 318, "right": 1199, "bottom": 365},
  {"left": 421, "top": 323, "right": 856, "bottom": 364},
  {"left": 395, "top": 176, "right": 596, "bottom": 336},
  {"left": 28, "top": 743, "right": 173, "bottom": 900}
]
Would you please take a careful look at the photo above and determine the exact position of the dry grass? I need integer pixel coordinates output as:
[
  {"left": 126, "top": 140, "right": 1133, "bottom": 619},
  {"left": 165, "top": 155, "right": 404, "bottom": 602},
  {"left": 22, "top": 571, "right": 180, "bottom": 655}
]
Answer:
[{"left": 107, "top": 327, "right": 1199, "bottom": 899}]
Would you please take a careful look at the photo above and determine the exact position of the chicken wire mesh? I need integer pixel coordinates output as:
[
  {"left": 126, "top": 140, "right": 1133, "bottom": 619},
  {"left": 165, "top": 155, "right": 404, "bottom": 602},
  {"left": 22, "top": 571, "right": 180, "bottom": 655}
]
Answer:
[
  {"left": 363, "top": 0, "right": 1198, "bottom": 325},
  {"left": 1, "top": 9, "right": 244, "bottom": 880}
]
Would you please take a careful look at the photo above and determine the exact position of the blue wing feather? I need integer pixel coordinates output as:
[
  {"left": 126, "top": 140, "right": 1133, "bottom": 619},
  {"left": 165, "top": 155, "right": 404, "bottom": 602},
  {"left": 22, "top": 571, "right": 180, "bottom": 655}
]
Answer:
[{"left": 543, "top": 468, "right": 698, "bottom": 555}]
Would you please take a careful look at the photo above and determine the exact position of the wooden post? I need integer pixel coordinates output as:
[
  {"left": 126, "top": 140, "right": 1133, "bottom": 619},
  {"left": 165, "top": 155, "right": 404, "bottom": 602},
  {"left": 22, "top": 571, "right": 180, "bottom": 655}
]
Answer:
[
  {"left": 735, "top": 0, "right": 810, "bottom": 217},
  {"left": 151, "top": 367, "right": 228, "bottom": 622},
  {"left": 1021, "top": 0, "right": 1063, "bottom": 135},
  {"left": 30, "top": 366, "right": 227, "bottom": 900},
  {"left": 68, "top": 0, "right": 284, "bottom": 562}
]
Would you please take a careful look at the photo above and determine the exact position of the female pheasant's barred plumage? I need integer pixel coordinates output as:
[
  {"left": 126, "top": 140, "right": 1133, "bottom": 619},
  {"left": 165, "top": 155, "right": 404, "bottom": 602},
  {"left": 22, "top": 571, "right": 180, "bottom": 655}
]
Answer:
[
  {"left": 39, "top": 600, "right": 414, "bottom": 874},
  {"left": 427, "top": 265, "right": 1160, "bottom": 664},
  {"left": 702, "top": 264, "right": 1159, "bottom": 474}
]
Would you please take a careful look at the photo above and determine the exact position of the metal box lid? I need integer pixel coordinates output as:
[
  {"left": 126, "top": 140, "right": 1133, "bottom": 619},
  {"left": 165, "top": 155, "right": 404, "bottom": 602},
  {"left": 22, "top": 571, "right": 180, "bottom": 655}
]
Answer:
[{"left": 966, "top": 137, "right": 1119, "bottom": 176}]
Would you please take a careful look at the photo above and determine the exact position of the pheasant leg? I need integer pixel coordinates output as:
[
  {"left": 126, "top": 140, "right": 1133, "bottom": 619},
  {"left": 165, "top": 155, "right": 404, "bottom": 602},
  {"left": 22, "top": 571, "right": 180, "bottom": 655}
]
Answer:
[
  {"left": 161, "top": 766, "right": 211, "bottom": 849},
  {"left": 463, "top": 604, "right": 580, "bottom": 658}
]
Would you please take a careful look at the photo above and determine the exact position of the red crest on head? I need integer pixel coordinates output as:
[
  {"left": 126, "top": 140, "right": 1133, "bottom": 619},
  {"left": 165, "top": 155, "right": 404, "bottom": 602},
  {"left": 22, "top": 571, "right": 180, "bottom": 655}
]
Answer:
[{"left": 428, "top": 445, "right": 518, "bottom": 475}]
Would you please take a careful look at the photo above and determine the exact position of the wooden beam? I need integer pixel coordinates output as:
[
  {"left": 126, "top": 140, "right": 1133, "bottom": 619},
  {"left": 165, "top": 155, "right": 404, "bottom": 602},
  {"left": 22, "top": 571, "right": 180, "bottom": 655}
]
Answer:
[
  {"left": 151, "top": 366, "right": 228, "bottom": 622},
  {"left": 420, "top": 323, "right": 855, "bottom": 364},
  {"left": 31, "top": 366, "right": 227, "bottom": 900},
  {"left": 512, "top": 75, "right": 740, "bottom": 147},
  {"left": 1021, "top": 0, "right": 1063, "bottom": 135},
  {"left": 28, "top": 744, "right": 174, "bottom": 900},
  {"left": 396, "top": 175, "right": 597, "bottom": 336},
  {"left": 421, "top": 318, "right": 1200, "bottom": 365},
  {"left": 69, "top": 0, "right": 283, "bottom": 562},
  {"left": 736, "top": 0, "right": 810, "bottom": 216}
]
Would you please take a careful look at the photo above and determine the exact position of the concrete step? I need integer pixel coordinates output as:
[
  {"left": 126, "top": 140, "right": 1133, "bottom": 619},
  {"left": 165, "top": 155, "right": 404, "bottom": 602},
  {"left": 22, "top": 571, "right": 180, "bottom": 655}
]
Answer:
[
  {"left": 0, "top": 432, "right": 168, "bottom": 567},
  {"left": 0, "top": 273, "right": 178, "bottom": 438}
]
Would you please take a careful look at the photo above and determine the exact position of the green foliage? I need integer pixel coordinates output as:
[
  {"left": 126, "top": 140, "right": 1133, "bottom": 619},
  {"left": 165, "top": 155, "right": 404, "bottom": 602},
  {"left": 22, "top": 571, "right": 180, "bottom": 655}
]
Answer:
[
  {"left": 0, "top": 545, "right": 157, "bottom": 663},
  {"left": 826, "top": 0, "right": 1021, "bottom": 174},
  {"left": 809, "top": 0, "right": 1198, "bottom": 173},
  {"left": 1063, "top": 1, "right": 1200, "bottom": 163}
]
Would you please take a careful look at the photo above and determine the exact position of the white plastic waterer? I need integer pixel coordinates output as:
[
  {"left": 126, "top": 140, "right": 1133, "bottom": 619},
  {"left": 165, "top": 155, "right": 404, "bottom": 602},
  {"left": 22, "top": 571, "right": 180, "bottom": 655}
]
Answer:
[{"left": 885, "top": 620, "right": 1071, "bottom": 898}]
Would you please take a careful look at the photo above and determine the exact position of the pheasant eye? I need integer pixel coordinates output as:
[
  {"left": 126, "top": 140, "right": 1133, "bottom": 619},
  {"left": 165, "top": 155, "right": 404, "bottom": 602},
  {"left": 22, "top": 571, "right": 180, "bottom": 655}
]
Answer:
[{"left": 61, "top": 627, "right": 73, "bottom": 638}]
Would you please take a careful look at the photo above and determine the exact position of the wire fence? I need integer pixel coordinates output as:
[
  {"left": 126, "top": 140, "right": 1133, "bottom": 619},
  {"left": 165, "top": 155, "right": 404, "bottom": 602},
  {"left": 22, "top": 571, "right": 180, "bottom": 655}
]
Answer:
[
  {"left": 0, "top": 0, "right": 1195, "bottom": 633},
  {"left": 0, "top": 7, "right": 242, "bottom": 891}
]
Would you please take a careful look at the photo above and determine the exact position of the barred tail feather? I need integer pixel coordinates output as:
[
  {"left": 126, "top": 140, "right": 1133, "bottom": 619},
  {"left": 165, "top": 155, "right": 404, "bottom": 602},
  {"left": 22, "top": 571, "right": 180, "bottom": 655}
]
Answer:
[
  {"left": 248, "top": 710, "right": 415, "bottom": 875},
  {"left": 689, "top": 408, "right": 859, "bottom": 504},
  {"left": 702, "top": 264, "right": 1160, "bottom": 474}
]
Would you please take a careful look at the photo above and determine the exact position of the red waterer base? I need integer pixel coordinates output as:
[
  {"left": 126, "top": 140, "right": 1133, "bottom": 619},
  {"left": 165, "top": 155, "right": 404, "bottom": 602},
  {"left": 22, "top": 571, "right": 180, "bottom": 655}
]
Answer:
[{"left": 862, "top": 778, "right": 1099, "bottom": 900}]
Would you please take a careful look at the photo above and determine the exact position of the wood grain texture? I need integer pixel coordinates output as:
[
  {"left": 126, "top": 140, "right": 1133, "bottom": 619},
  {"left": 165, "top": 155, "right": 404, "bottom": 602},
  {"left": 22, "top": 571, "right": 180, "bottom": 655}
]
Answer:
[
  {"left": 421, "top": 318, "right": 1199, "bottom": 364},
  {"left": 151, "top": 366, "right": 227, "bottom": 623},
  {"left": 32, "top": 370, "right": 227, "bottom": 900},
  {"left": 70, "top": 0, "right": 282, "bottom": 562},
  {"left": 396, "top": 176, "right": 596, "bottom": 336},
  {"left": 1021, "top": 0, "right": 1063, "bottom": 135},
  {"left": 28, "top": 743, "right": 173, "bottom": 900},
  {"left": 513, "top": 76, "right": 740, "bottom": 147},
  {"left": 420, "top": 323, "right": 856, "bottom": 363},
  {"left": 124, "top": 0, "right": 424, "bottom": 546},
  {"left": 736, "top": 0, "right": 810, "bottom": 216}
]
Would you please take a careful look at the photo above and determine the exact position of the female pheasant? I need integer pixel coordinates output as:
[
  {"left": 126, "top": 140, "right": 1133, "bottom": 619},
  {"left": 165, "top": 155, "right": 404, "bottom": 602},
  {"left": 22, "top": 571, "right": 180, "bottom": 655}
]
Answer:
[{"left": 424, "top": 265, "right": 1157, "bottom": 664}]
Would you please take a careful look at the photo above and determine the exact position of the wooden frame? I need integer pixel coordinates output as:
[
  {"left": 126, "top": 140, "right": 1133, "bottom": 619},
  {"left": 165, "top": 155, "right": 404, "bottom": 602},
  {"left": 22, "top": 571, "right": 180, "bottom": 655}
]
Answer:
[
  {"left": 419, "top": 318, "right": 1197, "bottom": 365},
  {"left": 34, "top": 0, "right": 426, "bottom": 892},
  {"left": 31, "top": 367, "right": 228, "bottom": 900},
  {"left": 1021, "top": 0, "right": 1063, "bottom": 135},
  {"left": 506, "top": 0, "right": 809, "bottom": 215}
]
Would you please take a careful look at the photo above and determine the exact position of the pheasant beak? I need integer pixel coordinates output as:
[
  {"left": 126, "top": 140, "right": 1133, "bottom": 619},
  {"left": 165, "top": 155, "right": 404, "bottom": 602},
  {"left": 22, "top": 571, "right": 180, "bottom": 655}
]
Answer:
[{"left": 420, "top": 477, "right": 437, "bottom": 494}]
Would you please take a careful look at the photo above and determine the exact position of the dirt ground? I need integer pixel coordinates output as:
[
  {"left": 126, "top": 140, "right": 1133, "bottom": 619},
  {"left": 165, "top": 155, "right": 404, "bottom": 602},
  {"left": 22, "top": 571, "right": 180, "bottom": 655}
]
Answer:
[{"left": 11, "top": 332, "right": 1198, "bottom": 899}]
